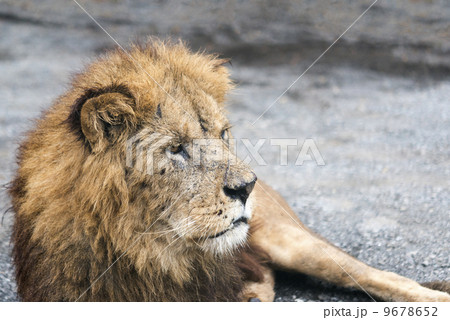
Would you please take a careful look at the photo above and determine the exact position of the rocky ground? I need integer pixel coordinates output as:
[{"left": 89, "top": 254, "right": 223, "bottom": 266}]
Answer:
[{"left": 0, "top": 0, "right": 449, "bottom": 302}]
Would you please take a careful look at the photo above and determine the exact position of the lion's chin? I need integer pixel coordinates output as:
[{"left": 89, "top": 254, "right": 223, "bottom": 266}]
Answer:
[
  {"left": 202, "top": 198, "right": 253, "bottom": 256},
  {"left": 202, "top": 222, "right": 250, "bottom": 256}
]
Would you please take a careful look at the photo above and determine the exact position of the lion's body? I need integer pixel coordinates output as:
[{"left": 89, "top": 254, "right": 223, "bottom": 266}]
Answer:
[{"left": 10, "top": 41, "right": 450, "bottom": 302}]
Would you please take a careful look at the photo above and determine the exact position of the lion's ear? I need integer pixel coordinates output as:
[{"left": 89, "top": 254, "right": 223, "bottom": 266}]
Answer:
[{"left": 67, "top": 85, "right": 136, "bottom": 152}]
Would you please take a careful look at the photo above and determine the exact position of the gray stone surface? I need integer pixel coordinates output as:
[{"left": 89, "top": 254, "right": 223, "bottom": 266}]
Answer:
[
  {"left": 1, "top": 0, "right": 450, "bottom": 69},
  {"left": 0, "top": 0, "right": 449, "bottom": 302}
]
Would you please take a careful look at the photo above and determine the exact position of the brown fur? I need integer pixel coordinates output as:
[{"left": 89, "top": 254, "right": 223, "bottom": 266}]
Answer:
[
  {"left": 10, "top": 41, "right": 258, "bottom": 301},
  {"left": 422, "top": 282, "right": 450, "bottom": 295}
]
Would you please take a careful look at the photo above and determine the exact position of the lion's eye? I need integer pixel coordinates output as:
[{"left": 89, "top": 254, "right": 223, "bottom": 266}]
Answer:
[
  {"left": 169, "top": 144, "right": 184, "bottom": 155},
  {"left": 165, "top": 144, "right": 189, "bottom": 163},
  {"left": 221, "top": 129, "right": 230, "bottom": 141}
]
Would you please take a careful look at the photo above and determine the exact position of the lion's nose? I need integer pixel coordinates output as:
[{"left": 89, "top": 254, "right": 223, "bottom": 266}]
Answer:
[{"left": 223, "top": 173, "right": 257, "bottom": 204}]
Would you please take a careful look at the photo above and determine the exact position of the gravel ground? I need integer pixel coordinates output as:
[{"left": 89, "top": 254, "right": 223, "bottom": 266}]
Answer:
[{"left": 1, "top": 3, "right": 449, "bottom": 302}]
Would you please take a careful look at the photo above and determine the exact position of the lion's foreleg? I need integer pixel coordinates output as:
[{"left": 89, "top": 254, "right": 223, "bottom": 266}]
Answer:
[
  {"left": 241, "top": 264, "right": 275, "bottom": 302},
  {"left": 249, "top": 181, "right": 450, "bottom": 302}
]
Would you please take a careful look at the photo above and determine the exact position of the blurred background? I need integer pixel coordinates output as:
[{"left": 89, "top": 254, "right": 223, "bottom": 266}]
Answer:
[{"left": 0, "top": 0, "right": 449, "bottom": 301}]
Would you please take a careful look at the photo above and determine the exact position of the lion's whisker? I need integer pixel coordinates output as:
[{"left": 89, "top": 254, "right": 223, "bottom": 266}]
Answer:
[{"left": 138, "top": 219, "right": 195, "bottom": 236}]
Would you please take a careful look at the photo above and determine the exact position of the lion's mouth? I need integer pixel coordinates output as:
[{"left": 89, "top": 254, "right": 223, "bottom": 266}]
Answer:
[
  {"left": 232, "top": 216, "right": 249, "bottom": 227},
  {"left": 207, "top": 216, "right": 249, "bottom": 239}
]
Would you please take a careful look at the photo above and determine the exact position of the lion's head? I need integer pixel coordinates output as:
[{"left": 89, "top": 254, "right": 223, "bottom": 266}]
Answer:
[
  {"left": 11, "top": 41, "right": 257, "bottom": 300},
  {"left": 69, "top": 41, "right": 258, "bottom": 255}
]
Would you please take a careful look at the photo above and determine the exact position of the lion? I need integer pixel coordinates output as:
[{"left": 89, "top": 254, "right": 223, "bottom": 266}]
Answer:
[{"left": 9, "top": 40, "right": 450, "bottom": 302}]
